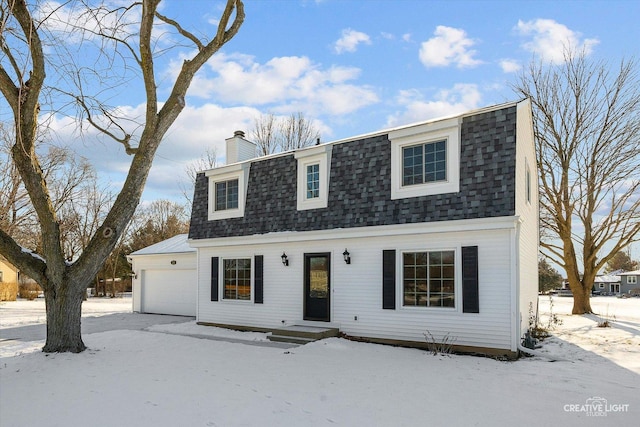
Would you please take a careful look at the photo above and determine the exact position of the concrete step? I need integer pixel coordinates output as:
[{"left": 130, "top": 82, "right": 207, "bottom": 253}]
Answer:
[
  {"left": 267, "top": 334, "right": 316, "bottom": 345},
  {"left": 267, "top": 325, "right": 340, "bottom": 344}
]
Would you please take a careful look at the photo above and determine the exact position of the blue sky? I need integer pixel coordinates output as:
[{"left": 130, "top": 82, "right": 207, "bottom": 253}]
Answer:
[{"left": 22, "top": 0, "right": 640, "bottom": 212}]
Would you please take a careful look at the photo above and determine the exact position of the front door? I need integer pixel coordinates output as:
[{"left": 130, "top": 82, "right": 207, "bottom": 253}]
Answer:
[{"left": 304, "top": 253, "right": 330, "bottom": 321}]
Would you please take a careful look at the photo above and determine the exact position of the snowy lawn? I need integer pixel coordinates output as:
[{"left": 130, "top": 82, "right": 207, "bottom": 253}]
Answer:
[
  {"left": 0, "top": 296, "right": 133, "bottom": 328},
  {"left": 1, "top": 296, "right": 639, "bottom": 427}
]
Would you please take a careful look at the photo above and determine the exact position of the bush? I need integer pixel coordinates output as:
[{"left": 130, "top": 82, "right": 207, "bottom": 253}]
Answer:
[
  {"left": 18, "top": 282, "right": 42, "bottom": 300},
  {"left": 0, "top": 281, "right": 18, "bottom": 301}
]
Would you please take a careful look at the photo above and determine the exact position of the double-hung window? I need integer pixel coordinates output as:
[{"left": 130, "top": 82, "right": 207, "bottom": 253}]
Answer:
[
  {"left": 629, "top": 276, "right": 638, "bottom": 284},
  {"left": 223, "top": 258, "right": 251, "bottom": 300},
  {"left": 215, "top": 179, "right": 239, "bottom": 211},
  {"left": 306, "top": 164, "right": 320, "bottom": 199},
  {"left": 403, "top": 250, "right": 455, "bottom": 308}
]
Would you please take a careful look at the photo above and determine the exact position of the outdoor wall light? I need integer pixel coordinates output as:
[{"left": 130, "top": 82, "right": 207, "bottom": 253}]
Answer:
[
  {"left": 281, "top": 252, "right": 289, "bottom": 266},
  {"left": 343, "top": 249, "right": 351, "bottom": 265},
  {"left": 170, "top": 260, "right": 177, "bottom": 265}
]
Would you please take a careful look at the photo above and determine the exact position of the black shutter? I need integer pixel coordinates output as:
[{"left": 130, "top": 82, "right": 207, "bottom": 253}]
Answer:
[
  {"left": 211, "top": 257, "right": 219, "bottom": 302},
  {"left": 382, "top": 250, "right": 396, "bottom": 309},
  {"left": 254, "top": 255, "right": 264, "bottom": 304},
  {"left": 462, "top": 246, "right": 479, "bottom": 313}
]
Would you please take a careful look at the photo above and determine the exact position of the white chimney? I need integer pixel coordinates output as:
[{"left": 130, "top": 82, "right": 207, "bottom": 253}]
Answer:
[{"left": 225, "top": 130, "right": 257, "bottom": 164}]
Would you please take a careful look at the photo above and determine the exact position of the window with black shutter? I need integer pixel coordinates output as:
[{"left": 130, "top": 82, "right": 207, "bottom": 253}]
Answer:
[
  {"left": 382, "top": 250, "right": 396, "bottom": 309},
  {"left": 211, "top": 257, "right": 219, "bottom": 301},
  {"left": 462, "top": 246, "right": 479, "bottom": 313}
]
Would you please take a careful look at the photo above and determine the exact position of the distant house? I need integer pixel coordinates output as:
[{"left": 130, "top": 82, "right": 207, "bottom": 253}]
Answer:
[
  {"left": 0, "top": 255, "right": 19, "bottom": 301},
  {"left": 187, "top": 100, "right": 539, "bottom": 358},
  {"left": 619, "top": 270, "right": 640, "bottom": 295},
  {"left": 128, "top": 234, "right": 197, "bottom": 316},
  {"left": 593, "top": 273, "right": 621, "bottom": 294}
]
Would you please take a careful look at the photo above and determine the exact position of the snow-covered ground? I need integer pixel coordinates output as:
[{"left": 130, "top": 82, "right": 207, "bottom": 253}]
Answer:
[
  {"left": 0, "top": 297, "right": 133, "bottom": 328},
  {"left": 1, "top": 296, "right": 638, "bottom": 426}
]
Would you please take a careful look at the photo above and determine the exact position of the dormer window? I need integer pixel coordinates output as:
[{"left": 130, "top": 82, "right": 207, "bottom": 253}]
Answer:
[
  {"left": 402, "top": 140, "right": 447, "bottom": 186},
  {"left": 215, "top": 179, "right": 239, "bottom": 211},
  {"left": 306, "top": 164, "right": 320, "bottom": 199},
  {"left": 390, "top": 117, "right": 460, "bottom": 200},
  {"left": 295, "top": 145, "right": 332, "bottom": 210},
  {"left": 207, "top": 163, "right": 250, "bottom": 220}
]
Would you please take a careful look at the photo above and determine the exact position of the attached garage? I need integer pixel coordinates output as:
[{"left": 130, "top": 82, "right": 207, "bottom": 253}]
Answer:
[{"left": 128, "top": 234, "right": 197, "bottom": 316}]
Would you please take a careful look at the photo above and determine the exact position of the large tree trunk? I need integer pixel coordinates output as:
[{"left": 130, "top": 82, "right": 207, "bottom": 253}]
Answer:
[
  {"left": 43, "top": 282, "right": 86, "bottom": 353},
  {"left": 569, "top": 281, "right": 593, "bottom": 315}
]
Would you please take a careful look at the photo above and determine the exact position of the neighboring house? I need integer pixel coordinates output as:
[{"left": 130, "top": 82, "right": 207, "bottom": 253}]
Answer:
[
  {"left": 593, "top": 273, "right": 621, "bottom": 294},
  {"left": 188, "top": 99, "right": 539, "bottom": 358},
  {"left": 128, "top": 234, "right": 197, "bottom": 316},
  {"left": 0, "top": 255, "right": 19, "bottom": 301},
  {"left": 619, "top": 270, "right": 640, "bottom": 295}
]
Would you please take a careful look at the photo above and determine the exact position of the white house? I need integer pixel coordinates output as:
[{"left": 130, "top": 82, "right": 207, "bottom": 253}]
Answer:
[
  {"left": 188, "top": 100, "right": 539, "bottom": 358},
  {"left": 128, "top": 234, "right": 197, "bottom": 316}
]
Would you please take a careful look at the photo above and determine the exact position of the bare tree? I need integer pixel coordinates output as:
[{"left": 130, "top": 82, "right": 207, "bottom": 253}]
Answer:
[
  {"left": 0, "top": 0, "right": 244, "bottom": 352},
  {"left": 128, "top": 199, "right": 189, "bottom": 251},
  {"left": 252, "top": 112, "right": 278, "bottom": 156},
  {"left": 279, "top": 112, "right": 320, "bottom": 151},
  {"left": 1, "top": 130, "right": 96, "bottom": 254},
  {"left": 512, "top": 50, "right": 640, "bottom": 314},
  {"left": 180, "top": 146, "right": 217, "bottom": 207},
  {"left": 250, "top": 111, "right": 320, "bottom": 155}
]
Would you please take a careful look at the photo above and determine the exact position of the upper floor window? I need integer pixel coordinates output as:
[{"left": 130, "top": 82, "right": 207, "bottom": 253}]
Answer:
[
  {"left": 306, "top": 163, "right": 320, "bottom": 199},
  {"left": 215, "top": 179, "right": 239, "bottom": 211},
  {"left": 390, "top": 117, "right": 460, "bottom": 200},
  {"left": 629, "top": 276, "right": 638, "bottom": 284},
  {"left": 402, "top": 140, "right": 447, "bottom": 186},
  {"left": 206, "top": 162, "right": 250, "bottom": 220},
  {"left": 295, "top": 145, "right": 332, "bottom": 210}
]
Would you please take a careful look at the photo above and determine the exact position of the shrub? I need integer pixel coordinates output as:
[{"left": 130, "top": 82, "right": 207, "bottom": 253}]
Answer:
[
  {"left": 18, "top": 282, "right": 42, "bottom": 300},
  {"left": 0, "top": 281, "right": 18, "bottom": 301},
  {"left": 424, "top": 329, "right": 457, "bottom": 355}
]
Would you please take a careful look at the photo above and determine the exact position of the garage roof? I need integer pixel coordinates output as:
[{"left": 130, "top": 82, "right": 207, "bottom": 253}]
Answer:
[{"left": 129, "top": 234, "right": 194, "bottom": 256}]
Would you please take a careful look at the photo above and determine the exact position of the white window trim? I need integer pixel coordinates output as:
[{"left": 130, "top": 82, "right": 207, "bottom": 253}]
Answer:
[
  {"left": 390, "top": 118, "right": 461, "bottom": 200},
  {"left": 629, "top": 276, "right": 637, "bottom": 284},
  {"left": 295, "top": 145, "right": 332, "bottom": 211},
  {"left": 219, "top": 256, "right": 254, "bottom": 303},
  {"left": 397, "top": 246, "right": 461, "bottom": 311},
  {"left": 206, "top": 163, "right": 250, "bottom": 220}
]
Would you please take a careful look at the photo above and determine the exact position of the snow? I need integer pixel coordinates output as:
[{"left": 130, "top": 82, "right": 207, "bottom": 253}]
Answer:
[
  {"left": 1, "top": 296, "right": 639, "bottom": 426},
  {"left": 0, "top": 297, "right": 133, "bottom": 328},
  {"left": 129, "top": 233, "right": 194, "bottom": 256}
]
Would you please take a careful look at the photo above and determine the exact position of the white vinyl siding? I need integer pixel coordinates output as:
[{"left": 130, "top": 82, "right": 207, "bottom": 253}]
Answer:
[
  {"left": 195, "top": 219, "right": 516, "bottom": 351},
  {"left": 515, "top": 99, "right": 539, "bottom": 347}
]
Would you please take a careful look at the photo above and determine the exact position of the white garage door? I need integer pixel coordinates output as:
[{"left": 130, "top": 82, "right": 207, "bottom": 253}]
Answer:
[{"left": 141, "top": 269, "right": 196, "bottom": 316}]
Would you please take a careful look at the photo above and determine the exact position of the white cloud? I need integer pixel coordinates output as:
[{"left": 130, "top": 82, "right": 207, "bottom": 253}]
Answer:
[
  {"left": 334, "top": 28, "right": 372, "bottom": 54},
  {"left": 419, "top": 26, "right": 482, "bottom": 69},
  {"left": 386, "top": 83, "right": 482, "bottom": 127},
  {"left": 176, "top": 52, "right": 379, "bottom": 117},
  {"left": 36, "top": 1, "right": 141, "bottom": 45},
  {"left": 500, "top": 59, "right": 521, "bottom": 73},
  {"left": 515, "top": 19, "right": 599, "bottom": 64}
]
